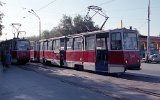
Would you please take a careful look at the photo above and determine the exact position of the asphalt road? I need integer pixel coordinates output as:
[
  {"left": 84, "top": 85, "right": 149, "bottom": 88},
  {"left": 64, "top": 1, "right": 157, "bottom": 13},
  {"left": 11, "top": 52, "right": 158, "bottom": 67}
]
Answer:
[
  {"left": 0, "top": 66, "right": 115, "bottom": 100},
  {"left": 0, "top": 63, "right": 160, "bottom": 100},
  {"left": 127, "top": 63, "right": 160, "bottom": 77}
]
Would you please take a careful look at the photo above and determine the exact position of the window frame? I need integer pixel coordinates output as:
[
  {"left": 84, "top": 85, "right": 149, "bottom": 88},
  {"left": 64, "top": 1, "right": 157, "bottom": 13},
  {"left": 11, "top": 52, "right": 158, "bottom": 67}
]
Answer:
[
  {"left": 110, "top": 32, "right": 122, "bottom": 50},
  {"left": 73, "top": 36, "right": 83, "bottom": 51}
]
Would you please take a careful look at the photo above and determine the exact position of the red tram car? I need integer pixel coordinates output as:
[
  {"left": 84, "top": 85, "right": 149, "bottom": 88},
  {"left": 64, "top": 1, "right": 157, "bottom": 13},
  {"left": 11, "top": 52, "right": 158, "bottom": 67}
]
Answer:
[
  {"left": 0, "top": 38, "right": 30, "bottom": 64},
  {"left": 30, "top": 41, "right": 40, "bottom": 62},
  {"left": 37, "top": 28, "right": 141, "bottom": 73}
]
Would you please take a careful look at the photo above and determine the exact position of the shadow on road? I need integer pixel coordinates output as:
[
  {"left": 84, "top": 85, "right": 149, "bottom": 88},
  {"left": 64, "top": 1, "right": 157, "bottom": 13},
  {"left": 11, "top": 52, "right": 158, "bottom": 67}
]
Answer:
[
  {"left": 117, "top": 73, "right": 160, "bottom": 83},
  {"left": 23, "top": 63, "right": 160, "bottom": 84}
]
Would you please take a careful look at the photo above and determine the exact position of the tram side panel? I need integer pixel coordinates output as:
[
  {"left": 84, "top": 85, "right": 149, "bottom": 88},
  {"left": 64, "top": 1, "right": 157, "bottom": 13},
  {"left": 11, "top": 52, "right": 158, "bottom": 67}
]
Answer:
[
  {"left": 82, "top": 50, "right": 96, "bottom": 71},
  {"left": 108, "top": 51, "right": 125, "bottom": 73}
]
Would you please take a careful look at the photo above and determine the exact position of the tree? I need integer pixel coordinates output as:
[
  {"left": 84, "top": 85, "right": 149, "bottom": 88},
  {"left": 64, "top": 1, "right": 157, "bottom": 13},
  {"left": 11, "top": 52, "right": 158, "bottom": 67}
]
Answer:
[
  {"left": 50, "top": 15, "right": 75, "bottom": 38},
  {"left": 73, "top": 15, "right": 99, "bottom": 33},
  {"left": 0, "top": 1, "right": 5, "bottom": 35},
  {"left": 73, "top": 15, "right": 86, "bottom": 33},
  {"left": 42, "top": 30, "right": 50, "bottom": 39},
  {"left": 28, "top": 14, "right": 99, "bottom": 39},
  {"left": 50, "top": 26, "right": 63, "bottom": 37},
  {"left": 59, "top": 15, "right": 74, "bottom": 35},
  {"left": 51, "top": 14, "right": 99, "bottom": 37},
  {"left": 27, "top": 35, "right": 39, "bottom": 41}
]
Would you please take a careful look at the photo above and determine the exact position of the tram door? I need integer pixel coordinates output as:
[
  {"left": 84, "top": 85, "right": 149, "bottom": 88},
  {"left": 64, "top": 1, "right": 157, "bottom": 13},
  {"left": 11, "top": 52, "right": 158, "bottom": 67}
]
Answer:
[
  {"left": 95, "top": 33, "right": 108, "bottom": 72},
  {"left": 60, "top": 38, "right": 66, "bottom": 66}
]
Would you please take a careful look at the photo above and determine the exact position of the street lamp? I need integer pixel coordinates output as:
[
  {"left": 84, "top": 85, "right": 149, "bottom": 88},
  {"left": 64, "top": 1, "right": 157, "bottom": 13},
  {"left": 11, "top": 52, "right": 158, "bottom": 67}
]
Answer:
[{"left": 28, "top": 9, "right": 41, "bottom": 40}]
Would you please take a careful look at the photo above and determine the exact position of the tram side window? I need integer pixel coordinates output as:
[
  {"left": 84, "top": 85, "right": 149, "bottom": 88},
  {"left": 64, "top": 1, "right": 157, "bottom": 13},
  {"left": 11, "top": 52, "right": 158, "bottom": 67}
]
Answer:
[
  {"left": 30, "top": 42, "right": 34, "bottom": 50},
  {"left": 40, "top": 42, "right": 43, "bottom": 50},
  {"left": 60, "top": 39, "right": 65, "bottom": 50},
  {"left": 44, "top": 41, "right": 48, "bottom": 50},
  {"left": 36, "top": 42, "right": 40, "bottom": 51},
  {"left": 85, "top": 35, "right": 95, "bottom": 50},
  {"left": 53, "top": 40, "right": 55, "bottom": 50},
  {"left": 74, "top": 37, "right": 82, "bottom": 50},
  {"left": 54, "top": 39, "right": 60, "bottom": 51},
  {"left": 111, "top": 32, "right": 122, "bottom": 50},
  {"left": 67, "top": 38, "right": 73, "bottom": 50},
  {"left": 48, "top": 40, "right": 52, "bottom": 50},
  {"left": 30, "top": 44, "right": 34, "bottom": 50}
]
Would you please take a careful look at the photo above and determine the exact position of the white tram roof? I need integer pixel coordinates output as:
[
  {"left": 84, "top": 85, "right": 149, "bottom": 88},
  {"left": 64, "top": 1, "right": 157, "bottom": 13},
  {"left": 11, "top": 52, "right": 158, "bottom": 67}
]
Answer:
[
  {"left": 70, "top": 28, "right": 137, "bottom": 37},
  {"left": 38, "top": 28, "right": 137, "bottom": 41}
]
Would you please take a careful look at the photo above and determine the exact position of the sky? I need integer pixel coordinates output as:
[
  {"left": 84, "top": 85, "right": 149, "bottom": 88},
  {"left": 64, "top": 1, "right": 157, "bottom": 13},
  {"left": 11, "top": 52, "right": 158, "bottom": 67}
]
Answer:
[{"left": 0, "top": 0, "right": 160, "bottom": 40}]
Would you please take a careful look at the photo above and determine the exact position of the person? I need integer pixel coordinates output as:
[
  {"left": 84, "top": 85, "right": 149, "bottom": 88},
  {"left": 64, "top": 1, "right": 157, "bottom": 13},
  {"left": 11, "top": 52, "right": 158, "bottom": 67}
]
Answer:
[
  {"left": 1, "top": 49, "right": 6, "bottom": 71},
  {"left": 5, "top": 49, "right": 11, "bottom": 68}
]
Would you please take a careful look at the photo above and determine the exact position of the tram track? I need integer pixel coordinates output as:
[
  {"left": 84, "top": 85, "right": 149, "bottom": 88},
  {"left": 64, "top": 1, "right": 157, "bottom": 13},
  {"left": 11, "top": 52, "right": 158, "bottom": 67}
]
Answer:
[
  {"left": 19, "top": 63, "right": 160, "bottom": 100},
  {"left": 122, "top": 87, "right": 160, "bottom": 97}
]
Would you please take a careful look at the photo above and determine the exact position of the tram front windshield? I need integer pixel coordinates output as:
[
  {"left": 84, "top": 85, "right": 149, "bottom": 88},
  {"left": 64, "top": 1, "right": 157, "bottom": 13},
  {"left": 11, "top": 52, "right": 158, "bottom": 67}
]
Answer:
[
  {"left": 123, "top": 32, "right": 138, "bottom": 50},
  {"left": 17, "top": 40, "right": 30, "bottom": 50}
]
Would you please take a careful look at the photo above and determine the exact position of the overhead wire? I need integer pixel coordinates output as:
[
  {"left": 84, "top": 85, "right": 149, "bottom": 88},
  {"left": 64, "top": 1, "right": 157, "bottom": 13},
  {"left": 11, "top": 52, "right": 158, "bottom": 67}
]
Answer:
[
  {"left": 22, "top": 0, "right": 57, "bottom": 19},
  {"left": 97, "top": 0, "right": 154, "bottom": 29},
  {"left": 36, "top": 0, "right": 57, "bottom": 12},
  {"left": 138, "top": 21, "right": 148, "bottom": 29},
  {"left": 98, "top": 0, "right": 117, "bottom": 6}
]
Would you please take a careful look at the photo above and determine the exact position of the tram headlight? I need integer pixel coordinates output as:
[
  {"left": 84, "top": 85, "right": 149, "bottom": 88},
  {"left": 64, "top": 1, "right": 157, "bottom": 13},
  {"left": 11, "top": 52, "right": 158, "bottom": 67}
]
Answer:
[
  {"left": 80, "top": 58, "right": 82, "bottom": 61},
  {"left": 125, "top": 60, "right": 128, "bottom": 64}
]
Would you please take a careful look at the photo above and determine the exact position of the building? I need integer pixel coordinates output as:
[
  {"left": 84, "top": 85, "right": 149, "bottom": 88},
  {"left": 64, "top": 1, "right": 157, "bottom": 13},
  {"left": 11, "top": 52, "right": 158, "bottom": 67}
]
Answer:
[{"left": 139, "top": 35, "right": 160, "bottom": 58}]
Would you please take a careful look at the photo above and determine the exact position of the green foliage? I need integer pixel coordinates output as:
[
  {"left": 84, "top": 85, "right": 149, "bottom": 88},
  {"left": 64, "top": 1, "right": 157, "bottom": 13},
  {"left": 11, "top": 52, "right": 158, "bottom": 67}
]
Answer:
[
  {"left": 0, "top": 2, "right": 5, "bottom": 35},
  {"left": 73, "top": 15, "right": 99, "bottom": 33},
  {"left": 27, "top": 35, "right": 39, "bottom": 41},
  {"left": 49, "top": 14, "right": 99, "bottom": 38},
  {"left": 28, "top": 14, "right": 99, "bottom": 39},
  {"left": 42, "top": 30, "right": 50, "bottom": 39},
  {"left": 50, "top": 27, "right": 63, "bottom": 37}
]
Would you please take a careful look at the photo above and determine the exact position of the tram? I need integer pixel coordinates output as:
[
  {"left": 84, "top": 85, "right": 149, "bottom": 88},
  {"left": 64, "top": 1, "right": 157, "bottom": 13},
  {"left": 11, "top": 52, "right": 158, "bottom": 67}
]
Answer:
[
  {"left": 38, "top": 28, "right": 141, "bottom": 73},
  {"left": 0, "top": 38, "right": 30, "bottom": 64},
  {"left": 30, "top": 41, "right": 40, "bottom": 62}
]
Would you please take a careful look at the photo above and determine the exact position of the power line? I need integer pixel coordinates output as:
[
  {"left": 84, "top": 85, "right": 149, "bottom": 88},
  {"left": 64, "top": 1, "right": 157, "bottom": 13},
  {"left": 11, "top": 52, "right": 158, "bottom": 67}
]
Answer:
[
  {"left": 98, "top": 0, "right": 117, "bottom": 6},
  {"left": 37, "top": 0, "right": 57, "bottom": 12},
  {"left": 137, "top": 21, "right": 148, "bottom": 29},
  {"left": 22, "top": 0, "right": 57, "bottom": 19}
]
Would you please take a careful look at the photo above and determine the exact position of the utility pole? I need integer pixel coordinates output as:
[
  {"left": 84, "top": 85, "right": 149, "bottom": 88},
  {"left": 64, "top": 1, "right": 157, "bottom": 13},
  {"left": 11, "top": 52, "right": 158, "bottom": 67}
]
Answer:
[
  {"left": 121, "top": 20, "right": 123, "bottom": 28},
  {"left": 28, "top": 9, "right": 41, "bottom": 40},
  {"left": 146, "top": 0, "right": 150, "bottom": 62}
]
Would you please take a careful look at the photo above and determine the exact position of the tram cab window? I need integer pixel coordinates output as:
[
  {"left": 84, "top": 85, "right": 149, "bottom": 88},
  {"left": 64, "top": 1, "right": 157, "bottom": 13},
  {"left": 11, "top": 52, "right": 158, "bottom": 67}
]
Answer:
[
  {"left": 85, "top": 35, "right": 95, "bottom": 50},
  {"left": 17, "top": 40, "right": 30, "bottom": 50},
  {"left": 74, "top": 37, "right": 83, "bottom": 50},
  {"left": 123, "top": 33, "right": 138, "bottom": 50},
  {"left": 111, "top": 32, "right": 122, "bottom": 50}
]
